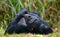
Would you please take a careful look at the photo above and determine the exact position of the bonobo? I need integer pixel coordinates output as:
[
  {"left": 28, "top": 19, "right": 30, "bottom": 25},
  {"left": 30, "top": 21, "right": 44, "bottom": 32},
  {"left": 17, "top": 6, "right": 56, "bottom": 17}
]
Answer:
[
  {"left": 4, "top": 8, "right": 28, "bottom": 34},
  {"left": 4, "top": 8, "right": 53, "bottom": 35}
]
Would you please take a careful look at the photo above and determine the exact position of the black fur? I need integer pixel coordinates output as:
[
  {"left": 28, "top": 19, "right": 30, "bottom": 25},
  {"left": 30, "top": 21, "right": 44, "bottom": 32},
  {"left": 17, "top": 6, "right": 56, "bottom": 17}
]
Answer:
[{"left": 4, "top": 8, "right": 53, "bottom": 35}]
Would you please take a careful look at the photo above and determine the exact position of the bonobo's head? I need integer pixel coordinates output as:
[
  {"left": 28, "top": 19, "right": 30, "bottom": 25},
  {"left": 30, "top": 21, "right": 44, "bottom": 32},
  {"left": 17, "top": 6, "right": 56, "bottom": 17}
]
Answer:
[
  {"left": 24, "top": 11, "right": 40, "bottom": 24},
  {"left": 27, "top": 14, "right": 40, "bottom": 24},
  {"left": 23, "top": 12, "right": 40, "bottom": 31},
  {"left": 24, "top": 13, "right": 40, "bottom": 24}
]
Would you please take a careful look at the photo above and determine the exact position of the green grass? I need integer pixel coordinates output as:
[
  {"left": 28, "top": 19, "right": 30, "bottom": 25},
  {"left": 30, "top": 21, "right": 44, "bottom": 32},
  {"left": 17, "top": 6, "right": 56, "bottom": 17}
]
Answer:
[{"left": 0, "top": 0, "right": 60, "bottom": 37}]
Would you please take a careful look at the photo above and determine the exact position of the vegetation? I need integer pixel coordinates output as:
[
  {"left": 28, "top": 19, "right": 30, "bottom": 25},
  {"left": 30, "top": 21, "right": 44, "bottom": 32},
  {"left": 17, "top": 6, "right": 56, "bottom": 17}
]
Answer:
[{"left": 0, "top": 0, "right": 60, "bottom": 37}]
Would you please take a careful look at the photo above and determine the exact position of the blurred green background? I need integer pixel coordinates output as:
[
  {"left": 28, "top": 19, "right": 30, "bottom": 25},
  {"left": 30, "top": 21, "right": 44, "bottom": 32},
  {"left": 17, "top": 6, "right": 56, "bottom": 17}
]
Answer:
[{"left": 0, "top": 0, "right": 60, "bottom": 37}]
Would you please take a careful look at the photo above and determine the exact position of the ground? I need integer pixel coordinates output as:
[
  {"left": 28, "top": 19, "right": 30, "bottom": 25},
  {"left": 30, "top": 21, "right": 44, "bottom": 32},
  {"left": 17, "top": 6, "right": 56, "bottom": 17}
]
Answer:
[{"left": 0, "top": 29, "right": 60, "bottom": 37}]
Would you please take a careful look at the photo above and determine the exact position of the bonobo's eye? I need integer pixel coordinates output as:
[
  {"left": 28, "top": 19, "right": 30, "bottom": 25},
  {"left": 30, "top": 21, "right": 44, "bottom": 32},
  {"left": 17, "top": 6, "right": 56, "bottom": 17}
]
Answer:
[
  {"left": 28, "top": 16, "right": 32, "bottom": 20},
  {"left": 28, "top": 16, "right": 31, "bottom": 18},
  {"left": 25, "top": 12, "right": 28, "bottom": 14}
]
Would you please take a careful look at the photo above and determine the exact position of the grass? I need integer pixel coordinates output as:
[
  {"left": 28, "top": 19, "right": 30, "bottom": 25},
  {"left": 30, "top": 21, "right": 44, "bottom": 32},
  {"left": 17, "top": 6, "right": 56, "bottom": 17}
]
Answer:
[
  {"left": 0, "top": 0, "right": 60, "bottom": 37},
  {"left": 0, "top": 29, "right": 60, "bottom": 37}
]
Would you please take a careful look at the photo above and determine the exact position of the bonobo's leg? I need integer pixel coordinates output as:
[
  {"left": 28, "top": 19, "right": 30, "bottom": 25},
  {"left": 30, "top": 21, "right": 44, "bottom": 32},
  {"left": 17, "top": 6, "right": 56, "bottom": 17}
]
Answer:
[
  {"left": 15, "top": 18, "right": 27, "bottom": 34},
  {"left": 4, "top": 8, "right": 28, "bottom": 34},
  {"left": 35, "top": 19, "right": 53, "bottom": 34}
]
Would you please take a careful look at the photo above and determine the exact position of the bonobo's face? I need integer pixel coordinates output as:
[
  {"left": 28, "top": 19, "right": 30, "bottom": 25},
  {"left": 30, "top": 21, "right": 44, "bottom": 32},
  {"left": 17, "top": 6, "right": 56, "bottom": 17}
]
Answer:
[
  {"left": 28, "top": 15, "right": 38, "bottom": 23},
  {"left": 24, "top": 14, "right": 39, "bottom": 24},
  {"left": 24, "top": 14, "right": 40, "bottom": 31}
]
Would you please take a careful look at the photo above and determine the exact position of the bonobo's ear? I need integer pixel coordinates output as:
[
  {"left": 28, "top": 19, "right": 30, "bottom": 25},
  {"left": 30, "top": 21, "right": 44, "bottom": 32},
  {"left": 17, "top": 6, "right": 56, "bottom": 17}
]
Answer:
[
  {"left": 32, "top": 11, "right": 40, "bottom": 17},
  {"left": 16, "top": 8, "right": 29, "bottom": 17}
]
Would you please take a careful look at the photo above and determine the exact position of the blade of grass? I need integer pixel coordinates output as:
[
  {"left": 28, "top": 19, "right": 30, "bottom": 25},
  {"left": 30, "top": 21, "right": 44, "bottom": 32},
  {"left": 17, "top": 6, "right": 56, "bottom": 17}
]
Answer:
[{"left": 8, "top": 0, "right": 16, "bottom": 17}]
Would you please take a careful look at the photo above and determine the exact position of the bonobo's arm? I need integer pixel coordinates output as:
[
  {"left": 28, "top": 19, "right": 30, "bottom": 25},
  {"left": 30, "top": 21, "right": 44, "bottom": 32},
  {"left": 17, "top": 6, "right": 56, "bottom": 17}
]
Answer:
[
  {"left": 10, "top": 8, "right": 28, "bottom": 25},
  {"left": 4, "top": 8, "right": 28, "bottom": 34}
]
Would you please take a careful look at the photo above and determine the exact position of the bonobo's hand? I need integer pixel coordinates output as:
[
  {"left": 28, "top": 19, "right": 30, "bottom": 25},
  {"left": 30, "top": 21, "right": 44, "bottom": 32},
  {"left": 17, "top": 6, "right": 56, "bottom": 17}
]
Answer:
[{"left": 16, "top": 8, "right": 28, "bottom": 17}]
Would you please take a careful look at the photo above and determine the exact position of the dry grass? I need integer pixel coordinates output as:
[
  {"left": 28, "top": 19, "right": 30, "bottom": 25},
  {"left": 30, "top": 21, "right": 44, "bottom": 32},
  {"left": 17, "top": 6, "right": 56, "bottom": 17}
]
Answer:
[{"left": 0, "top": 30, "right": 60, "bottom": 37}]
